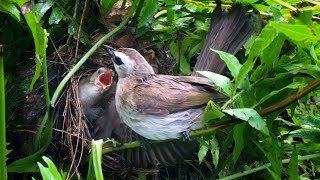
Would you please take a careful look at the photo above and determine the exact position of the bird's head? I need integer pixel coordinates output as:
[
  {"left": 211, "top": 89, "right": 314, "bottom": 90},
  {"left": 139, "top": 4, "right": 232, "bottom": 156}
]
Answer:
[
  {"left": 90, "top": 67, "right": 113, "bottom": 90},
  {"left": 102, "top": 45, "right": 154, "bottom": 78}
]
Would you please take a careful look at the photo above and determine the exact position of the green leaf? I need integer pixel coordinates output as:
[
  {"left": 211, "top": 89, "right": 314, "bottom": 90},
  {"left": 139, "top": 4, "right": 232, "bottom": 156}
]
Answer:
[
  {"left": 210, "top": 136, "right": 219, "bottom": 167},
  {"left": 288, "top": 146, "right": 299, "bottom": 180},
  {"left": 37, "top": 156, "right": 62, "bottom": 180},
  {"left": 235, "top": 23, "right": 278, "bottom": 92},
  {"left": 36, "top": 0, "right": 54, "bottom": 18},
  {"left": 223, "top": 108, "right": 269, "bottom": 135},
  {"left": 211, "top": 49, "right": 242, "bottom": 79},
  {"left": 232, "top": 124, "right": 245, "bottom": 163},
  {"left": 253, "top": 79, "right": 308, "bottom": 108},
  {"left": 204, "top": 100, "right": 225, "bottom": 122},
  {"left": 197, "top": 71, "right": 232, "bottom": 97},
  {"left": 68, "top": 21, "right": 78, "bottom": 36},
  {"left": 49, "top": 7, "right": 64, "bottom": 25},
  {"left": 271, "top": 22, "right": 319, "bottom": 42},
  {"left": 0, "top": 0, "right": 21, "bottom": 21},
  {"left": 100, "top": 0, "right": 118, "bottom": 14},
  {"left": 290, "top": 128, "right": 320, "bottom": 143},
  {"left": 198, "top": 141, "right": 209, "bottom": 164},
  {"left": 284, "top": 63, "right": 320, "bottom": 78},
  {"left": 295, "top": 114, "right": 320, "bottom": 128},
  {"left": 260, "top": 33, "right": 285, "bottom": 67},
  {"left": 138, "top": 0, "right": 158, "bottom": 27}
]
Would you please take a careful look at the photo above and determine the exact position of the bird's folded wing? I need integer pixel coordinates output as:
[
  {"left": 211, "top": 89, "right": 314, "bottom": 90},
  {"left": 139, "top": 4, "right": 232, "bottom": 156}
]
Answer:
[{"left": 132, "top": 75, "right": 227, "bottom": 115}]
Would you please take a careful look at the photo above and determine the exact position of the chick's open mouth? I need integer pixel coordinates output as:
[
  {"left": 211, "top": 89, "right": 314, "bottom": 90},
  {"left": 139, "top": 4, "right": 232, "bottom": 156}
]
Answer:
[{"left": 97, "top": 71, "right": 112, "bottom": 89}]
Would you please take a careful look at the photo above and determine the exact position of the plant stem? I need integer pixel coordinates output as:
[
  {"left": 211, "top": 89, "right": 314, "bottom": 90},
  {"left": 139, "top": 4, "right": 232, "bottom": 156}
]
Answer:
[
  {"left": 51, "top": 0, "right": 139, "bottom": 106},
  {"left": 218, "top": 153, "right": 320, "bottom": 180},
  {"left": 0, "top": 45, "right": 7, "bottom": 179}
]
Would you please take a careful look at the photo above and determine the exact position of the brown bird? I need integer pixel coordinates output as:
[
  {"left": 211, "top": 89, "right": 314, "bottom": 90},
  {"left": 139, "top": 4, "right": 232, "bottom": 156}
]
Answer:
[
  {"left": 103, "top": 45, "right": 227, "bottom": 140},
  {"left": 78, "top": 67, "right": 198, "bottom": 167}
]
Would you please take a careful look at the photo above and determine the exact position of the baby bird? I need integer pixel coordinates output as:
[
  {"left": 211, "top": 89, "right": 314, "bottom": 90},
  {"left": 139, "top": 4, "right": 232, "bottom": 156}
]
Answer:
[
  {"left": 103, "top": 45, "right": 227, "bottom": 140},
  {"left": 78, "top": 67, "right": 113, "bottom": 123}
]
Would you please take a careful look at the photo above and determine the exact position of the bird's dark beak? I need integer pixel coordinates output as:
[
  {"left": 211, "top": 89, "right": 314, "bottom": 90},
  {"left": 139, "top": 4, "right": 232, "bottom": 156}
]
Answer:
[{"left": 102, "top": 45, "right": 116, "bottom": 58}]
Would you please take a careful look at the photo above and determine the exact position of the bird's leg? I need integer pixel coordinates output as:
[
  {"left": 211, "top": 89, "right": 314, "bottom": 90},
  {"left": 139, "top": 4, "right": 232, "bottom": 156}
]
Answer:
[{"left": 182, "top": 130, "right": 191, "bottom": 141}]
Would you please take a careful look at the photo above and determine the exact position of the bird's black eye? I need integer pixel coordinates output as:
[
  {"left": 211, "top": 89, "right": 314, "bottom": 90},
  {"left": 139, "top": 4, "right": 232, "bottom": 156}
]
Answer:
[
  {"left": 114, "top": 56, "right": 124, "bottom": 65},
  {"left": 97, "top": 69, "right": 105, "bottom": 74}
]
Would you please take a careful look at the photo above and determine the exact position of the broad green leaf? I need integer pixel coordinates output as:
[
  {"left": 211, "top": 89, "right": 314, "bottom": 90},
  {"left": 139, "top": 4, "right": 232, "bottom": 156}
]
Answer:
[
  {"left": 289, "top": 147, "right": 299, "bottom": 180},
  {"left": 271, "top": 22, "right": 319, "bottom": 42},
  {"left": 290, "top": 128, "right": 320, "bottom": 143},
  {"left": 253, "top": 79, "right": 308, "bottom": 108},
  {"left": 284, "top": 63, "right": 320, "bottom": 78},
  {"left": 37, "top": 156, "right": 62, "bottom": 180},
  {"left": 36, "top": 0, "right": 54, "bottom": 18},
  {"left": 49, "top": 7, "right": 64, "bottom": 25},
  {"left": 68, "top": 21, "right": 78, "bottom": 36},
  {"left": 295, "top": 114, "right": 320, "bottom": 128},
  {"left": 223, "top": 108, "right": 269, "bottom": 135},
  {"left": 232, "top": 124, "right": 245, "bottom": 163},
  {"left": 211, "top": 49, "right": 242, "bottom": 79},
  {"left": 204, "top": 100, "right": 225, "bottom": 122},
  {"left": 37, "top": 163, "right": 51, "bottom": 180},
  {"left": 210, "top": 136, "right": 219, "bottom": 167},
  {"left": 260, "top": 33, "right": 285, "bottom": 67},
  {"left": 100, "top": 0, "right": 118, "bottom": 14},
  {"left": 0, "top": 0, "right": 21, "bottom": 21},
  {"left": 197, "top": 71, "right": 232, "bottom": 96},
  {"left": 235, "top": 23, "right": 278, "bottom": 92},
  {"left": 138, "top": 0, "right": 158, "bottom": 27},
  {"left": 250, "top": 63, "right": 269, "bottom": 82},
  {"left": 198, "top": 142, "right": 209, "bottom": 164}
]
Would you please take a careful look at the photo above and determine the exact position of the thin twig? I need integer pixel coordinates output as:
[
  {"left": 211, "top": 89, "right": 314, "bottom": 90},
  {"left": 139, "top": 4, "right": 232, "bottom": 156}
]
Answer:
[{"left": 75, "top": 0, "right": 89, "bottom": 57}]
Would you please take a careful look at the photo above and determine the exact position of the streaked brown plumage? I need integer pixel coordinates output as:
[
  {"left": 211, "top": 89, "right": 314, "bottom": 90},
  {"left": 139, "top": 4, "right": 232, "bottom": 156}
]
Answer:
[
  {"left": 78, "top": 68, "right": 198, "bottom": 167},
  {"left": 104, "top": 46, "right": 227, "bottom": 140}
]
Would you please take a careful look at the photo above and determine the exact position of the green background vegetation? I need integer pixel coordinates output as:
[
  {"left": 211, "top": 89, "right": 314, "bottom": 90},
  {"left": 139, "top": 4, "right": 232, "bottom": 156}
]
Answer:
[{"left": 1, "top": 0, "right": 320, "bottom": 179}]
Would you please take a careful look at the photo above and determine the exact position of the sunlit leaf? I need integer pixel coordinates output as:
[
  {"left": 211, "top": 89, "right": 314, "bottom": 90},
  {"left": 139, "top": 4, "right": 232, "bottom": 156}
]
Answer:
[
  {"left": 211, "top": 49, "right": 242, "bottom": 79},
  {"left": 0, "top": 0, "right": 21, "bottom": 21},
  {"left": 223, "top": 108, "right": 269, "bottom": 135},
  {"left": 271, "top": 22, "right": 319, "bottom": 42},
  {"left": 197, "top": 71, "right": 232, "bottom": 96}
]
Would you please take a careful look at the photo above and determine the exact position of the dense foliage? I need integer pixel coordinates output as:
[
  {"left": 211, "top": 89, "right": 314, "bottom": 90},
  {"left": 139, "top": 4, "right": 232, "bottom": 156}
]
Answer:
[{"left": 1, "top": 0, "right": 320, "bottom": 179}]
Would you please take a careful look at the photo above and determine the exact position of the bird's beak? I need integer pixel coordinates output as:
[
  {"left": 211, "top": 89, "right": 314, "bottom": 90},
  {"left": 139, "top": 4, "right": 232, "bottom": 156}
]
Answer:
[{"left": 102, "top": 45, "right": 116, "bottom": 58}]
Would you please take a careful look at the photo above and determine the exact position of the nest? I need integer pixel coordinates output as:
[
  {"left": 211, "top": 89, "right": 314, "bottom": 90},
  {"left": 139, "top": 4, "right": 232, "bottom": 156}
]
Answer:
[{"left": 18, "top": 30, "right": 194, "bottom": 178}]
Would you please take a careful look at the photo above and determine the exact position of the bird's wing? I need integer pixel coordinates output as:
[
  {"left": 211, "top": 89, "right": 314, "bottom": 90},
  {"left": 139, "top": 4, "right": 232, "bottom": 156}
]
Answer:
[{"left": 132, "top": 75, "right": 227, "bottom": 115}]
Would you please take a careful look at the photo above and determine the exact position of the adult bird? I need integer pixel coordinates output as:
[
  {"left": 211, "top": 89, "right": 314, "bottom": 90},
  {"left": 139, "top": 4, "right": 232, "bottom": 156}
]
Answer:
[
  {"left": 78, "top": 67, "right": 198, "bottom": 167},
  {"left": 103, "top": 45, "right": 227, "bottom": 140}
]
